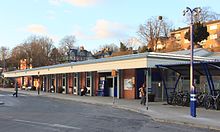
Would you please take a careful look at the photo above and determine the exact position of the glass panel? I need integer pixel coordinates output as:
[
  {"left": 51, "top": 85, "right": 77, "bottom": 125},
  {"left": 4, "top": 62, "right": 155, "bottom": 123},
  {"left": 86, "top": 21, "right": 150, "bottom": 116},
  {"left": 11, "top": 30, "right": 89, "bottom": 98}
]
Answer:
[
  {"left": 62, "top": 78, "right": 65, "bottom": 86},
  {"left": 74, "top": 77, "right": 77, "bottom": 87},
  {"left": 86, "top": 78, "right": 91, "bottom": 87}
]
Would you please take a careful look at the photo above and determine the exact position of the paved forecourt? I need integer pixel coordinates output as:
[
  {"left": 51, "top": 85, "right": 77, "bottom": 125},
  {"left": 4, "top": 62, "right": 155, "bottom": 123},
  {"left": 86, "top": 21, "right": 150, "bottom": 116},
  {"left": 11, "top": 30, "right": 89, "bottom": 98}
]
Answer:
[{"left": 0, "top": 88, "right": 220, "bottom": 131}]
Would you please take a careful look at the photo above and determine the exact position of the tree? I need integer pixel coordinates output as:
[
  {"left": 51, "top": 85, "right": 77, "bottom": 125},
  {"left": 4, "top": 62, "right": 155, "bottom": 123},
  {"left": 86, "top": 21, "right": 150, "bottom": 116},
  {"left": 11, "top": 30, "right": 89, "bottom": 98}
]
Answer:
[
  {"left": 164, "top": 36, "right": 182, "bottom": 52},
  {"left": 92, "top": 43, "right": 119, "bottom": 59},
  {"left": 121, "top": 37, "right": 144, "bottom": 51},
  {"left": 59, "top": 35, "right": 76, "bottom": 55},
  {"left": 0, "top": 46, "right": 9, "bottom": 71},
  {"left": 138, "top": 45, "right": 152, "bottom": 53},
  {"left": 138, "top": 16, "right": 172, "bottom": 52},
  {"left": 49, "top": 48, "right": 61, "bottom": 65},
  {"left": 100, "top": 43, "right": 119, "bottom": 53},
  {"left": 10, "top": 35, "right": 55, "bottom": 68},
  {"left": 184, "top": 22, "right": 209, "bottom": 47},
  {"left": 119, "top": 42, "right": 128, "bottom": 51},
  {"left": 184, "top": 7, "right": 220, "bottom": 23}
]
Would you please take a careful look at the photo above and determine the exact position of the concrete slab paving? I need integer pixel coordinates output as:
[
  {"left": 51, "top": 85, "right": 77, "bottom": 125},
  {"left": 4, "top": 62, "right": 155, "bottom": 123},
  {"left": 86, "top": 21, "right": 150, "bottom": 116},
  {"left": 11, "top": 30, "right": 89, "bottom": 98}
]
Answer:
[{"left": 1, "top": 88, "right": 220, "bottom": 131}]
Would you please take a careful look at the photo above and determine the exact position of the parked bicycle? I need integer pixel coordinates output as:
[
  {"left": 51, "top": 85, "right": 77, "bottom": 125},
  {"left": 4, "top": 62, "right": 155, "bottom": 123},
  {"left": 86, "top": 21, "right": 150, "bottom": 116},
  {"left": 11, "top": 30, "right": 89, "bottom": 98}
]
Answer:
[
  {"left": 204, "top": 90, "right": 220, "bottom": 110},
  {"left": 196, "top": 92, "right": 207, "bottom": 107},
  {"left": 167, "top": 91, "right": 190, "bottom": 106}
]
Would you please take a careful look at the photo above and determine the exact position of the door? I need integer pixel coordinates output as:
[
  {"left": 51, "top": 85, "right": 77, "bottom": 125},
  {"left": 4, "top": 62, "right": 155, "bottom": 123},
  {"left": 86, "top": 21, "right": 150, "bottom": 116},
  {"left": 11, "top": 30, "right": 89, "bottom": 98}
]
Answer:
[
  {"left": 86, "top": 72, "right": 92, "bottom": 96},
  {"left": 73, "top": 73, "right": 78, "bottom": 95},
  {"left": 106, "top": 76, "right": 114, "bottom": 97},
  {"left": 62, "top": 74, "right": 66, "bottom": 94}
]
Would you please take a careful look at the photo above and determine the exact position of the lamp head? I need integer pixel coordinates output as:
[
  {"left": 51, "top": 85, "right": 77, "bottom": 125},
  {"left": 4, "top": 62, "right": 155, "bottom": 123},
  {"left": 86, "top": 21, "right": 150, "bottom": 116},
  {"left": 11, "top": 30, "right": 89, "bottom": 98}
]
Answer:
[{"left": 183, "top": 10, "right": 186, "bottom": 16}]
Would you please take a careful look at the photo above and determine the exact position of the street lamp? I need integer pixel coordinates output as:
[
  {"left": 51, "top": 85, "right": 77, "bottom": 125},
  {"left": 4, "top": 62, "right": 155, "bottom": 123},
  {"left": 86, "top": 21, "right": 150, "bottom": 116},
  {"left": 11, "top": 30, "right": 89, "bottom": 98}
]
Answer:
[
  {"left": 155, "top": 16, "right": 163, "bottom": 52},
  {"left": 183, "top": 7, "right": 201, "bottom": 117}
]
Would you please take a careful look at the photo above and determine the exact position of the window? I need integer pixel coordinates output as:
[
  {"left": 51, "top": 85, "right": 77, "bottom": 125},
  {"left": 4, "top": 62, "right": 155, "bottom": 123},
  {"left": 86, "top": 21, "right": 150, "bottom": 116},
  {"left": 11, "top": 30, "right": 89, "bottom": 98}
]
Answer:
[
  {"left": 86, "top": 72, "right": 91, "bottom": 87},
  {"left": 210, "top": 25, "right": 217, "bottom": 30},
  {"left": 175, "top": 34, "right": 181, "bottom": 41},
  {"left": 74, "top": 73, "right": 77, "bottom": 87},
  {"left": 62, "top": 74, "right": 66, "bottom": 86},
  {"left": 184, "top": 39, "right": 189, "bottom": 43},
  {"left": 210, "top": 34, "right": 217, "bottom": 40}
]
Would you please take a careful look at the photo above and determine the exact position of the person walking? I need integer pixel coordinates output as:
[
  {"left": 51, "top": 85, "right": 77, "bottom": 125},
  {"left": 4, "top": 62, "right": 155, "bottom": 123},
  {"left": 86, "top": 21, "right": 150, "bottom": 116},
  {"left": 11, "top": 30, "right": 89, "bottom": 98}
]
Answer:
[
  {"left": 139, "top": 83, "right": 146, "bottom": 105},
  {"left": 13, "top": 82, "right": 18, "bottom": 97}
]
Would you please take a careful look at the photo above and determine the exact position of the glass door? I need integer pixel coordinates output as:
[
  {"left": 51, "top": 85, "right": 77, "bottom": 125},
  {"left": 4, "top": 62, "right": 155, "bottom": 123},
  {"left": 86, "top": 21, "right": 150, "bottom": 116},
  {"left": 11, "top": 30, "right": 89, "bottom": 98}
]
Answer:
[
  {"left": 62, "top": 74, "right": 66, "bottom": 94},
  {"left": 86, "top": 72, "right": 92, "bottom": 96},
  {"left": 73, "top": 73, "right": 78, "bottom": 95}
]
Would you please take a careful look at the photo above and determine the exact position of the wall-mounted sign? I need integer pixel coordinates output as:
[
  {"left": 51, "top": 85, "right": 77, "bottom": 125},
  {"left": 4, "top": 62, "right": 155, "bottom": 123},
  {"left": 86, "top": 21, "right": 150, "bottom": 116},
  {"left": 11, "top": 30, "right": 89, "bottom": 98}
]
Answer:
[{"left": 124, "top": 79, "right": 133, "bottom": 90}]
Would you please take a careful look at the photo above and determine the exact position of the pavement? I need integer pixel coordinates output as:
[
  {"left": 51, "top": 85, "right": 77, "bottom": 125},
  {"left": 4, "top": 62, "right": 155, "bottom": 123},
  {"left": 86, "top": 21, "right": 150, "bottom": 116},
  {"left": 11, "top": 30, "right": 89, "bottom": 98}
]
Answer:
[{"left": 0, "top": 88, "right": 220, "bottom": 131}]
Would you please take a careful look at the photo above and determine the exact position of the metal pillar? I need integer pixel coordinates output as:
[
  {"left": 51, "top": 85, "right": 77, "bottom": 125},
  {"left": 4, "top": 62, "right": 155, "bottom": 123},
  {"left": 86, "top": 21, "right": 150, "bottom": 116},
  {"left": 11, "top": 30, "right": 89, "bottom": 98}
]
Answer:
[
  {"left": 145, "top": 69, "right": 149, "bottom": 110},
  {"left": 183, "top": 7, "right": 201, "bottom": 117}
]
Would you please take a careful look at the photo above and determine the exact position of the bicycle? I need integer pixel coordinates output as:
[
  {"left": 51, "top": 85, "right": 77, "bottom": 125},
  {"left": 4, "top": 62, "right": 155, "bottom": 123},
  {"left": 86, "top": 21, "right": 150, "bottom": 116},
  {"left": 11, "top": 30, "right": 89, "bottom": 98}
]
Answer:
[{"left": 204, "top": 91, "right": 220, "bottom": 110}]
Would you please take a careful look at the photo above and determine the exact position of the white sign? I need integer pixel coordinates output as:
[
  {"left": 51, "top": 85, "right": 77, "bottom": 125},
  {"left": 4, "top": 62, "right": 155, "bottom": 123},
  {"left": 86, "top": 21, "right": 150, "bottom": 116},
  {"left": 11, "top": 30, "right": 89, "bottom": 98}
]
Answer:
[{"left": 124, "top": 79, "right": 133, "bottom": 90}]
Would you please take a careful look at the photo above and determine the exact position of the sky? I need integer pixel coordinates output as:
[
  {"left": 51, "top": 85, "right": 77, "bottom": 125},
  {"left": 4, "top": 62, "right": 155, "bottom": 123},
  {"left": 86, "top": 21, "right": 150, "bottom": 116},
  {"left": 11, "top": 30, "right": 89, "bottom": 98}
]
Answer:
[{"left": 0, "top": 0, "right": 219, "bottom": 51}]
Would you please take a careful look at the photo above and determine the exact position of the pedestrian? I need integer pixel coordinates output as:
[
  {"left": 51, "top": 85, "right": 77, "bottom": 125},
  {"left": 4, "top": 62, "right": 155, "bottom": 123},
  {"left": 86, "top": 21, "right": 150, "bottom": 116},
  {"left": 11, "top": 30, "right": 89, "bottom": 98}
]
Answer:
[
  {"left": 13, "top": 82, "right": 18, "bottom": 97},
  {"left": 139, "top": 83, "right": 146, "bottom": 105}
]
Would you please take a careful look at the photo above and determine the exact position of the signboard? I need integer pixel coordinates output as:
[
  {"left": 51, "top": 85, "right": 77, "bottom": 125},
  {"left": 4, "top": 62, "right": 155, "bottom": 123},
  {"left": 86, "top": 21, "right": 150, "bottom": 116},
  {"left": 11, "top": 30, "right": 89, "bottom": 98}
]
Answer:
[{"left": 124, "top": 79, "right": 133, "bottom": 90}]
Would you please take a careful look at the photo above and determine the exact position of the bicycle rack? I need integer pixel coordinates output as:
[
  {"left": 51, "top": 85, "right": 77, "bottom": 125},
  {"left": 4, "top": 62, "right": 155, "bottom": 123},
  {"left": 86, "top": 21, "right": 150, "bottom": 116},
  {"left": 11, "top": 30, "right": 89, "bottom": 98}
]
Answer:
[
  {"left": 201, "top": 62, "right": 215, "bottom": 96},
  {"left": 156, "top": 65, "right": 181, "bottom": 104}
]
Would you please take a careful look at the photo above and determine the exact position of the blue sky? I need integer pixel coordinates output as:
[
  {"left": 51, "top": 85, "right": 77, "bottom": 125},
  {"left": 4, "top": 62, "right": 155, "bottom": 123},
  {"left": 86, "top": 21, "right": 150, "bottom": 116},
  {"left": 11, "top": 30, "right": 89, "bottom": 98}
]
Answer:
[{"left": 0, "top": 0, "right": 219, "bottom": 51}]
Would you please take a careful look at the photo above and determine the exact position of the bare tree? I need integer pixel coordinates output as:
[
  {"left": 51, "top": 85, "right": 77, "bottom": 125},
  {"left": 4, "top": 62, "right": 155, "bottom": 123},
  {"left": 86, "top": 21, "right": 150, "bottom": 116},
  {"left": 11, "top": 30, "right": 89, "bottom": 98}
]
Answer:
[
  {"left": 184, "top": 7, "right": 220, "bottom": 23},
  {"left": 49, "top": 48, "right": 61, "bottom": 65},
  {"left": 164, "top": 36, "right": 182, "bottom": 52},
  {"left": 137, "top": 16, "right": 172, "bottom": 52},
  {"left": 10, "top": 45, "right": 26, "bottom": 69},
  {"left": 10, "top": 35, "right": 55, "bottom": 68},
  {"left": 122, "top": 37, "right": 144, "bottom": 50},
  {"left": 0, "top": 46, "right": 9, "bottom": 71},
  {"left": 93, "top": 43, "right": 118, "bottom": 53},
  {"left": 59, "top": 35, "right": 76, "bottom": 55}
]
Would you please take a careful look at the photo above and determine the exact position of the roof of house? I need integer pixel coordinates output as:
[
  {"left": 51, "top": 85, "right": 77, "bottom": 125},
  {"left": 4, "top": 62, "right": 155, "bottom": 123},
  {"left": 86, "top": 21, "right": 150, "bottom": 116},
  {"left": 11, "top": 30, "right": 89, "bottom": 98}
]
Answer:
[
  {"left": 170, "top": 20, "right": 220, "bottom": 33},
  {"left": 168, "top": 48, "right": 213, "bottom": 57}
]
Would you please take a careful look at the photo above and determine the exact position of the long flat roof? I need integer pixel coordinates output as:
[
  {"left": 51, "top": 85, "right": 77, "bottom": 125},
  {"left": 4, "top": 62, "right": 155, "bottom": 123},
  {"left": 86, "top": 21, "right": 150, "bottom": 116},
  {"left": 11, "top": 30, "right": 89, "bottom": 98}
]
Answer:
[{"left": 3, "top": 52, "right": 219, "bottom": 77}]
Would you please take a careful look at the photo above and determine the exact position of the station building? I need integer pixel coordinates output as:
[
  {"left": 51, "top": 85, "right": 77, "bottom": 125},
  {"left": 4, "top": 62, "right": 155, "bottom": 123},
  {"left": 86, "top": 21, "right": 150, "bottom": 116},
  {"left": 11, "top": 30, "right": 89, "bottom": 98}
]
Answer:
[{"left": 3, "top": 49, "right": 219, "bottom": 101}]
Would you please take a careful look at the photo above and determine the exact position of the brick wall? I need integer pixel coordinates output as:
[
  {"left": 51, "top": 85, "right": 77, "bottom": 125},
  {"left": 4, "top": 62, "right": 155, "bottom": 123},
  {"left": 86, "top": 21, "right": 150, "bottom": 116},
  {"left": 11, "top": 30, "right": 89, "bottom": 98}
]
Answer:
[
  {"left": 94, "top": 72, "right": 99, "bottom": 95},
  {"left": 68, "top": 73, "right": 73, "bottom": 94},
  {"left": 123, "top": 69, "right": 136, "bottom": 99},
  {"left": 80, "top": 72, "right": 86, "bottom": 90}
]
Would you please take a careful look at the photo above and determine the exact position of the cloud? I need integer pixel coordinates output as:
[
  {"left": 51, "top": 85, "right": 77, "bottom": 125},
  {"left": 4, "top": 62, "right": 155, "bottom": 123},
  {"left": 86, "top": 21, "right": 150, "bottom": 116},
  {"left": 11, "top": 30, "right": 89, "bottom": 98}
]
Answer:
[
  {"left": 73, "top": 20, "right": 129, "bottom": 40},
  {"left": 26, "top": 24, "right": 48, "bottom": 35},
  {"left": 92, "top": 19, "right": 129, "bottom": 39},
  {"left": 49, "top": 0, "right": 100, "bottom": 7}
]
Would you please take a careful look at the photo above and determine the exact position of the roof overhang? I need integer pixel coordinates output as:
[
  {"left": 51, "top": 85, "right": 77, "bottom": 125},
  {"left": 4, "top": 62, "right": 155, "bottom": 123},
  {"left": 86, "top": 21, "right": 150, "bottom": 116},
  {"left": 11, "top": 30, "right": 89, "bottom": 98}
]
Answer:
[
  {"left": 3, "top": 52, "right": 218, "bottom": 78},
  {"left": 157, "top": 61, "right": 220, "bottom": 77}
]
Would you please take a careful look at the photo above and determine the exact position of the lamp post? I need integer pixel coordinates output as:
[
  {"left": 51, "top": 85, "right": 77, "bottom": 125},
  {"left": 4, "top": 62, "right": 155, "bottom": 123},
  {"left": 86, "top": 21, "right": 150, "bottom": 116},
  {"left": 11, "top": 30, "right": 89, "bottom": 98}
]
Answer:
[
  {"left": 183, "top": 7, "right": 201, "bottom": 117},
  {"left": 155, "top": 16, "right": 163, "bottom": 52}
]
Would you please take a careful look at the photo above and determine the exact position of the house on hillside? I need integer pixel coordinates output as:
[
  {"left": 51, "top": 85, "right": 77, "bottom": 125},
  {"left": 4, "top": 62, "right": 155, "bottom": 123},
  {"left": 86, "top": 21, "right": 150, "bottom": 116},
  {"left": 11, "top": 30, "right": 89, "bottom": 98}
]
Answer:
[
  {"left": 170, "top": 20, "right": 220, "bottom": 51},
  {"left": 67, "top": 46, "right": 94, "bottom": 62}
]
